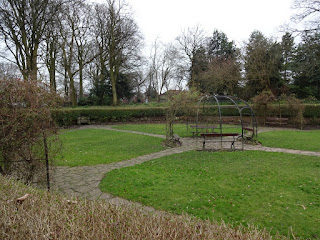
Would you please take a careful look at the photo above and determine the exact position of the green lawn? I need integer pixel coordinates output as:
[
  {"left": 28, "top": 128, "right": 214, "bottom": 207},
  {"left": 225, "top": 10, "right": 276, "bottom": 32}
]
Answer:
[
  {"left": 55, "top": 129, "right": 165, "bottom": 166},
  {"left": 258, "top": 130, "right": 320, "bottom": 152},
  {"left": 100, "top": 150, "right": 320, "bottom": 238},
  {"left": 112, "top": 123, "right": 244, "bottom": 137}
]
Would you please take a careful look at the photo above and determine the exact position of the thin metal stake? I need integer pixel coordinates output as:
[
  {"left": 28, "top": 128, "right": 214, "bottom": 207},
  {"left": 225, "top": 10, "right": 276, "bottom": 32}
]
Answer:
[{"left": 43, "top": 131, "right": 50, "bottom": 191}]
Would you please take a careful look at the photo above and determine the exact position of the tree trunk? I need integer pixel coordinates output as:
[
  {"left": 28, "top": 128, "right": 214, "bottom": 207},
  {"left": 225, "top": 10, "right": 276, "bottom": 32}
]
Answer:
[
  {"left": 49, "top": 44, "right": 57, "bottom": 92},
  {"left": 68, "top": 71, "right": 77, "bottom": 108},
  {"left": 110, "top": 67, "right": 118, "bottom": 105},
  {"left": 79, "top": 62, "right": 83, "bottom": 98},
  {"left": 30, "top": 44, "right": 39, "bottom": 81}
]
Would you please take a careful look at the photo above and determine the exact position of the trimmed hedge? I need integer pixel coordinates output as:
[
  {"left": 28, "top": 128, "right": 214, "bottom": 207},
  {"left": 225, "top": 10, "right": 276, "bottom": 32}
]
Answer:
[
  {"left": 257, "top": 104, "right": 320, "bottom": 118},
  {"left": 52, "top": 104, "right": 320, "bottom": 126},
  {"left": 52, "top": 107, "right": 166, "bottom": 126},
  {"left": 304, "top": 104, "right": 320, "bottom": 118}
]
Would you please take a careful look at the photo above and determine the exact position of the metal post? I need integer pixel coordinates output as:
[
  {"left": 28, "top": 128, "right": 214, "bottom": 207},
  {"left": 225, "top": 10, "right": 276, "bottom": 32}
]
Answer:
[{"left": 43, "top": 131, "right": 50, "bottom": 191}]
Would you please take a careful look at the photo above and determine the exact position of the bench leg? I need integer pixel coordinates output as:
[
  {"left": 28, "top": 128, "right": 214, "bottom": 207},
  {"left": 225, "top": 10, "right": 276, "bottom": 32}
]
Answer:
[
  {"left": 231, "top": 135, "right": 236, "bottom": 150},
  {"left": 230, "top": 141, "right": 235, "bottom": 150}
]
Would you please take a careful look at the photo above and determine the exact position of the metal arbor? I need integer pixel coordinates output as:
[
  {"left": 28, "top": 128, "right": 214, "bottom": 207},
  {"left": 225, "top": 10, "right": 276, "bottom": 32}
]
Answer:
[{"left": 193, "top": 95, "right": 258, "bottom": 151}]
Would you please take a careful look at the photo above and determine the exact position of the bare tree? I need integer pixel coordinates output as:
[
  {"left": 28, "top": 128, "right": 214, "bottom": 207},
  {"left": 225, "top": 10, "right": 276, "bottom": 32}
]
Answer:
[
  {"left": 292, "top": 0, "right": 320, "bottom": 32},
  {"left": 0, "top": 0, "right": 63, "bottom": 81},
  {"left": 75, "top": 4, "right": 93, "bottom": 99},
  {"left": 105, "top": 0, "right": 142, "bottom": 105},
  {"left": 90, "top": 3, "right": 110, "bottom": 99},
  {"left": 58, "top": 1, "right": 80, "bottom": 106},
  {"left": 148, "top": 40, "right": 181, "bottom": 101},
  {"left": 41, "top": 19, "right": 60, "bottom": 92},
  {"left": 58, "top": 0, "right": 94, "bottom": 106},
  {"left": 176, "top": 25, "right": 206, "bottom": 89},
  {"left": 130, "top": 58, "right": 148, "bottom": 102}
]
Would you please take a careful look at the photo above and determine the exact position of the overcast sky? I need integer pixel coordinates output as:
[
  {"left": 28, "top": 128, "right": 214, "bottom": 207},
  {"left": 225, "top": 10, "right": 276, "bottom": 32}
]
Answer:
[{"left": 128, "top": 0, "right": 295, "bottom": 47}]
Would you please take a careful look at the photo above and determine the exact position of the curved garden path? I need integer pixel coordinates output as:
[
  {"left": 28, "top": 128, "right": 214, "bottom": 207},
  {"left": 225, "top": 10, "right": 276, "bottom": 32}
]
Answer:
[{"left": 51, "top": 125, "right": 320, "bottom": 210}]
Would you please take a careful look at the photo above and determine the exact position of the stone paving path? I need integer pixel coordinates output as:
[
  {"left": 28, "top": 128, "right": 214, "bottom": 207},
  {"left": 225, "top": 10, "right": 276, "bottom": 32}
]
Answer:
[{"left": 51, "top": 125, "right": 320, "bottom": 210}]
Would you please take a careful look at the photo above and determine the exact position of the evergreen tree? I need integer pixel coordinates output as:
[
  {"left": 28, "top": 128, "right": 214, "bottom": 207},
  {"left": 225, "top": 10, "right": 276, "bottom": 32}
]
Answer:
[
  {"left": 292, "top": 32, "right": 320, "bottom": 100},
  {"left": 281, "top": 32, "right": 295, "bottom": 86},
  {"left": 244, "top": 31, "right": 283, "bottom": 98},
  {"left": 189, "top": 30, "right": 241, "bottom": 95},
  {"left": 208, "top": 30, "right": 237, "bottom": 60}
]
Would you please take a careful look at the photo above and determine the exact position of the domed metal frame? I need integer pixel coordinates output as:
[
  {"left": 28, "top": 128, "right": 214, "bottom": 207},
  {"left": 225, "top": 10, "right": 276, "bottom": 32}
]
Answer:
[{"left": 193, "top": 95, "right": 258, "bottom": 150}]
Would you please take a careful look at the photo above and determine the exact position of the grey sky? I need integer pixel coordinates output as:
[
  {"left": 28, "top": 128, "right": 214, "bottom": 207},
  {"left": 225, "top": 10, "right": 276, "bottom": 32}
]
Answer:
[{"left": 129, "top": 0, "right": 295, "bottom": 46}]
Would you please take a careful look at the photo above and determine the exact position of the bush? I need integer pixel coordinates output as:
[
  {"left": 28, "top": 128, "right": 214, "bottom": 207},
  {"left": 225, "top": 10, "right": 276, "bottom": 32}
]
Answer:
[{"left": 0, "top": 78, "right": 61, "bottom": 184}]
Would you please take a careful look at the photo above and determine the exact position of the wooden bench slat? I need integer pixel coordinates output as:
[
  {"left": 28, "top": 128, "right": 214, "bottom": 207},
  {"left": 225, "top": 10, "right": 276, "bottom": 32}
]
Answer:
[
  {"left": 201, "top": 133, "right": 239, "bottom": 137},
  {"left": 265, "top": 117, "right": 288, "bottom": 126}
]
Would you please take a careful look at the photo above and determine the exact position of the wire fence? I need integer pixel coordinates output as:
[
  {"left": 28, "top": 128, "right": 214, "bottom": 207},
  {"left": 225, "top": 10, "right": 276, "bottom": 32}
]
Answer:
[
  {"left": 0, "top": 133, "right": 51, "bottom": 190},
  {"left": 0, "top": 158, "right": 51, "bottom": 190}
]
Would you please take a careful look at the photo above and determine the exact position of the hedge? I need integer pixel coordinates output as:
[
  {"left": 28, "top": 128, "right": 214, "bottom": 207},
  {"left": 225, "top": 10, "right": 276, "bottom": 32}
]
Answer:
[
  {"left": 51, "top": 104, "right": 320, "bottom": 126},
  {"left": 51, "top": 107, "right": 166, "bottom": 126},
  {"left": 254, "top": 104, "right": 320, "bottom": 118},
  {"left": 303, "top": 104, "right": 320, "bottom": 118}
]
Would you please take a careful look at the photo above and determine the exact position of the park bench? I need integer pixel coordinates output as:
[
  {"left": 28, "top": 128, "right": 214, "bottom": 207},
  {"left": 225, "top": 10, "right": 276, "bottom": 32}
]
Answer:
[
  {"left": 77, "top": 116, "right": 90, "bottom": 125},
  {"left": 173, "top": 134, "right": 182, "bottom": 146},
  {"left": 201, "top": 133, "right": 240, "bottom": 150},
  {"left": 265, "top": 117, "right": 288, "bottom": 126}
]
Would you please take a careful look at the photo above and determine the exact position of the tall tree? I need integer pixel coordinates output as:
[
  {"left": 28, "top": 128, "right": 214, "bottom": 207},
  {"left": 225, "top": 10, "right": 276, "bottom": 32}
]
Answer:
[
  {"left": 203, "top": 30, "right": 241, "bottom": 95},
  {"left": 281, "top": 32, "right": 295, "bottom": 86},
  {"left": 42, "top": 18, "right": 60, "bottom": 92},
  {"left": 0, "top": 0, "right": 62, "bottom": 81},
  {"left": 208, "top": 30, "right": 237, "bottom": 60},
  {"left": 147, "top": 40, "right": 181, "bottom": 101},
  {"left": 58, "top": 0, "right": 93, "bottom": 107},
  {"left": 74, "top": 3, "right": 92, "bottom": 99},
  {"left": 190, "top": 46, "right": 208, "bottom": 91},
  {"left": 105, "top": 0, "right": 142, "bottom": 105},
  {"left": 176, "top": 25, "right": 206, "bottom": 89},
  {"left": 244, "top": 31, "right": 283, "bottom": 98},
  {"left": 292, "top": 32, "right": 320, "bottom": 100},
  {"left": 90, "top": 3, "right": 110, "bottom": 103},
  {"left": 58, "top": 1, "right": 81, "bottom": 107}
]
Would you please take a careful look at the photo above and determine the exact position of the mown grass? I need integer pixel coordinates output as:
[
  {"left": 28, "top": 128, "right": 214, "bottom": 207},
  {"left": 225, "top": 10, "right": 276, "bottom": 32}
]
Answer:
[
  {"left": 112, "top": 123, "right": 243, "bottom": 137},
  {"left": 56, "top": 129, "right": 164, "bottom": 166},
  {"left": 0, "top": 175, "right": 279, "bottom": 240},
  {"left": 100, "top": 150, "right": 320, "bottom": 239},
  {"left": 258, "top": 130, "right": 320, "bottom": 152}
]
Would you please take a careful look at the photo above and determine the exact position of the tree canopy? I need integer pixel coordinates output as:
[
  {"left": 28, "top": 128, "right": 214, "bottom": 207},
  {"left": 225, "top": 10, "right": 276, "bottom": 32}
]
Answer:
[{"left": 0, "top": 1, "right": 320, "bottom": 104}]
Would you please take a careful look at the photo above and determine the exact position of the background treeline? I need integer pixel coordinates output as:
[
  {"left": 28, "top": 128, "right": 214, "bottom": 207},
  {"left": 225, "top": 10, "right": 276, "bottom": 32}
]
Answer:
[{"left": 0, "top": 0, "right": 319, "bottom": 106}]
